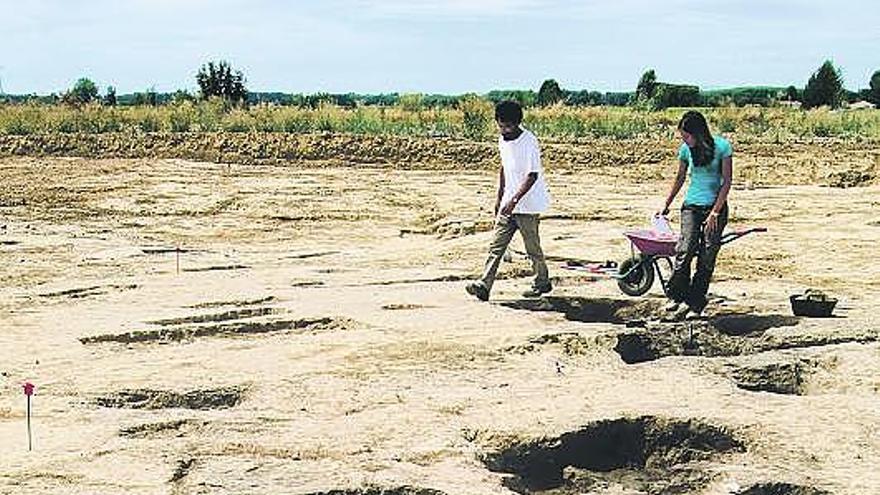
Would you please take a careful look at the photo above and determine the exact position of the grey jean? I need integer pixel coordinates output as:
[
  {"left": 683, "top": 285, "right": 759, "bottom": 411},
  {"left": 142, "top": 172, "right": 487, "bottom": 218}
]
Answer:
[
  {"left": 478, "top": 214, "right": 550, "bottom": 292},
  {"left": 667, "top": 203, "right": 729, "bottom": 312}
]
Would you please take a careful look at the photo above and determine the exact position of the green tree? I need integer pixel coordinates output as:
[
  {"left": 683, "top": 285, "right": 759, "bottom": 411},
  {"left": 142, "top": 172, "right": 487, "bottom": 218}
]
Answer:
[
  {"left": 486, "top": 90, "right": 536, "bottom": 107},
  {"left": 103, "top": 86, "right": 117, "bottom": 106},
  {"left": 565, "top": 90, "right": 604, "bottom": 106},
  {"left": 172, "top": 89, "right": 196, "bottom": 104},
  {"left": 537, "top": 79, "right": 564, "bottom": 106},
  {"left": 803, "top": 60, "right": 844, "bottom": 109},
  {"left": 651, "top": 84, "right": 701, "bottom": 109},
  {"left": 63, "top": 78, "right": 99, "bottom": 105},
  {"left": 784, "top": 85, "right": 799, "bottom": 102},
  {"left": 636, "top": 69, "right": 658, "bottom": 101},
  {"left": 869, "top": 70, "right": 880, "bottom": 105},
  {"left": 196, "top": 60, "right": 247, "bottom": 104},
  {"left": 132, "top": 87, "right": 158, "bottom": 106}
]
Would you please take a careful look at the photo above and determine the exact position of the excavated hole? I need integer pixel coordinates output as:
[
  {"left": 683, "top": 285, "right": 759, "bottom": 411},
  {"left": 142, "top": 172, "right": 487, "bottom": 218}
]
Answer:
[
  {"left": 38, "top": 283, "right": 138, "bottom": 299},
  {"left": 170, "top": 458, "right": 195, "bottom": 483},
  {"left": 80, "top": 316, "right": 357, "bottom": 344},
  {"left": 181, "top": 264, "right": 250, "bottom": 272},
  {"left": 504, "top": 332, "right": 599, "bottom": 357},
  {"left": 727, "top": 359, "right": 814, "bottom": 395},
  {"left": 146, "top": 307, "right": 280, "bottom": 326},
  {"left": 711, "top": 314, "right": 799, "bottom": 336},
  {"left": 500, "top": 297, "right": 663, "bottom": 325},
  {"left": 141, "top": 247, "right": 196, "bottom": 254},
  {"left": 381, "top": 303, "right": 434, "bottom": 311},
  {"left": 119, "top": 419, "right": 207, "bottom": 438},
  {"left": 615, "top": 320, "right": 878, "bottom": 364},
  {"left": 736, "top": 482, "right": 831, "bottom": 495},
  {"left": 483, "top": 416, "right": 743, "bottom": 495},
  {"left": 96, "top": 386, "right": 244, "bottom": 410},
  {"left": 186, "top": 296, "right": 275, "bottom": 309},
  {"left": 301, "top": 488, "right": 447, "bottom": 495}
]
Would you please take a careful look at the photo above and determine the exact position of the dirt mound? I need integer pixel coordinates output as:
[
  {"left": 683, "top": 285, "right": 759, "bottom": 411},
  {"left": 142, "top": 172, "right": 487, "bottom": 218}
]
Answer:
[{"left": 2, "top": 132, "right": 877, "bottom": 187}]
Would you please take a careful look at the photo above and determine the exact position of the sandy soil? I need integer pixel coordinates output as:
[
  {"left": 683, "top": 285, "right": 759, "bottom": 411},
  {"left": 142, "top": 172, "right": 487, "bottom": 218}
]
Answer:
[{"left": 1, "top": 154, "right": 879, "bottom": 495}]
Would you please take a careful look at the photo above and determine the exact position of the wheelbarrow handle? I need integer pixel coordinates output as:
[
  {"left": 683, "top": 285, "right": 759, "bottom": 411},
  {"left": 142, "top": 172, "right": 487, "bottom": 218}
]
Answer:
[{"left": 719, "top": 226, "right": 767, "bottom": 245}]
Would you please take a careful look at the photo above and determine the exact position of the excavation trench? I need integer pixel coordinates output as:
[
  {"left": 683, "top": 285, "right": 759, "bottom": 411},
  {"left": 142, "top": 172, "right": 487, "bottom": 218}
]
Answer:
[{"left": 483, "top": 416, "right": 743, "bottom": 495}]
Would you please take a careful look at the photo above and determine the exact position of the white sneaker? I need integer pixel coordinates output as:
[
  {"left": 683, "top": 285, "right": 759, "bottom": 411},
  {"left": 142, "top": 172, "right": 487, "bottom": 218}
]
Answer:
[
  {"left": 664, "top": 300, "right": 681, "bottom": 312},
  {"left": 685, "top": 309, "right": 705, "bottom": 320}
]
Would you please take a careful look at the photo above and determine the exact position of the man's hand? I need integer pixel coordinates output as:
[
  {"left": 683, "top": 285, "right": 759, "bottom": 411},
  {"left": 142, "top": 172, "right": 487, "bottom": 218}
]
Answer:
[{"left": 500, "top": 199, "right": 517, "bottom": 217}]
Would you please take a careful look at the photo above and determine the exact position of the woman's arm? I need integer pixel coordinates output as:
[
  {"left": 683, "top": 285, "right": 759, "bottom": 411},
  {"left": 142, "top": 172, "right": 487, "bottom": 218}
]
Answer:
[
  {"left": 705, "top": 156, "right": 733, "bottom": 234},
  {"left": 660, "top": 160, "right": 688, "bottom": 215}
]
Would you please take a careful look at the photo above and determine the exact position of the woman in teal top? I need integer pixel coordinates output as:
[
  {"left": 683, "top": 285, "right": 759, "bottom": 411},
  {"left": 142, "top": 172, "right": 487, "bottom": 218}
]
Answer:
[{"left": 659, "top": 111, "right": 733, "bottom": 319}]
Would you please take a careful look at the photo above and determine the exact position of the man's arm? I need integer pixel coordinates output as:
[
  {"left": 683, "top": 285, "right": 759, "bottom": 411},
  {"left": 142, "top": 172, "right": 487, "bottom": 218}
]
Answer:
[
  {"left": 500, "top": 172, "right": 538, "bottom": 216},
  {"left": 494, "top": 168, "right": 505, "bottom": 216}
]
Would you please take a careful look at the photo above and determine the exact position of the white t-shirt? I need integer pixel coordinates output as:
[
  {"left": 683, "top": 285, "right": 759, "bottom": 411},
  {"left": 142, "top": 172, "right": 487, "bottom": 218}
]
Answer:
[{"left": 499, "top": 128, "right": 551, "bottom": 214}]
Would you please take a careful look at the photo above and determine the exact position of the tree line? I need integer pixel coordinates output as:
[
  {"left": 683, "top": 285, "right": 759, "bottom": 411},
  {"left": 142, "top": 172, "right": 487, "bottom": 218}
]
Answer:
[{"left": 2, "top": 59, "right": 878, "bottom": 110}]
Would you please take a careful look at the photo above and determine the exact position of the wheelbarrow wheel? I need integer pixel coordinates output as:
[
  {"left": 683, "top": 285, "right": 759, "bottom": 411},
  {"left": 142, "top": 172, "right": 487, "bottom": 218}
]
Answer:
[{"left": 617, "top": 255, "right": 655, "bottom": 297}]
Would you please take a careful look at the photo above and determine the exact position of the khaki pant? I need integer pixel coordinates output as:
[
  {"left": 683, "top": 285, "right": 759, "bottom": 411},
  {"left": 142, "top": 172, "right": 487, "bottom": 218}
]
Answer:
[{"left": 479, "top": 214, "right": 549, "bottom": 292}]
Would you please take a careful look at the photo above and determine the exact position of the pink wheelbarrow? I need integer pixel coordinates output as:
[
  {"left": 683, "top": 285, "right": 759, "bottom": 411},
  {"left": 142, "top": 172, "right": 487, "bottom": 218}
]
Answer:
[{"left": 614, "top": 224, "right": 767, "bottom": 296}]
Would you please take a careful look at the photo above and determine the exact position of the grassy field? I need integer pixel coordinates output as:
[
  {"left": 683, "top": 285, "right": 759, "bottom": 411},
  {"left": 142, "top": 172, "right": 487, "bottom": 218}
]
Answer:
[{"left": 1, "top": 100, "right": 879, "bottom": 141}]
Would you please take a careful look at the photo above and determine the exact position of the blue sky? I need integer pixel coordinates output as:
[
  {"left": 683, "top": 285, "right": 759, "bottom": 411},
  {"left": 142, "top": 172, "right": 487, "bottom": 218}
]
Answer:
[{"left": 1, "top": 0, "right": 878, "bottom": 95}]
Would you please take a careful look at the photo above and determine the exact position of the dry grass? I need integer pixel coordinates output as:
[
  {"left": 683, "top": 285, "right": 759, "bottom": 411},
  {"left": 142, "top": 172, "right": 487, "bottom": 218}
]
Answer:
[{"left": 2, "top": 102, "right": 879, "bottom": 141}]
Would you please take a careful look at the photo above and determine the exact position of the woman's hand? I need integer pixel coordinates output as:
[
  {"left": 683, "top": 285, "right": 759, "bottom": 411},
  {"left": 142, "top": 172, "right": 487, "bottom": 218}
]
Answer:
[{"left": 704, "top": 211, "right": 719, "bottom": 236}]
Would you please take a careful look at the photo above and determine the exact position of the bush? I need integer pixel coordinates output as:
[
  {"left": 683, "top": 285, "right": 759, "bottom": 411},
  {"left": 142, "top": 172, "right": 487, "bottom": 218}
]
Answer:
[
  {"left": 398, "top": 93, "right": 424, "bottom": 112},
  {"left": 168, "top": 102, "right": 196, "bottom": 132},
  {"left": 459, "top": 94, "right": 492, "bottom": 140}
]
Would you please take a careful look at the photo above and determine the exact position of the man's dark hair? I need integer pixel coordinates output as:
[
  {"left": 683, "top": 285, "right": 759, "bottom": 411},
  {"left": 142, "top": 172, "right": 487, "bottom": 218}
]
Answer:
[{"left": 495, "top": 100, "right": 523, "bottom": 124}]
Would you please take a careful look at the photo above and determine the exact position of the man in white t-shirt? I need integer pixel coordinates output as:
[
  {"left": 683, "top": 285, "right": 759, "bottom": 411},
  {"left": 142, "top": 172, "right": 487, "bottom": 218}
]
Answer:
[{"left": 466, "top": 100, "right": 552, "bottom": 301}]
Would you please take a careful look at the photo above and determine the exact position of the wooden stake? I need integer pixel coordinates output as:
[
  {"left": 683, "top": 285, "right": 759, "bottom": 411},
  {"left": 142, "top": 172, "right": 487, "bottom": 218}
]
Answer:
[
  {"left": 26, "top": 395, "right": 32, "bottom": 451},
  {"left": 23, "top": 382, "right": 34, "bottom": 451}
]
